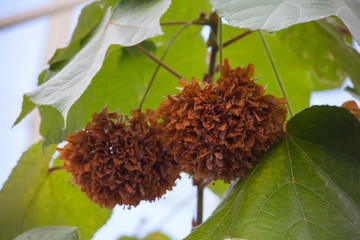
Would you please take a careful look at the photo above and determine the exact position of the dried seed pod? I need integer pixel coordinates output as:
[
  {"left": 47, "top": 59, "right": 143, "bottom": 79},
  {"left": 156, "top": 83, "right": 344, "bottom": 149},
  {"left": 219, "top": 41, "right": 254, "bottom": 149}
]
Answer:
[
  {"left": 157, "top": 59, "right": 287, "bottom": 183},
  {"left": 58, "top": 108, "right": 180, "bottom": 209},
  {"left": 341, "top": 100, "right": 360, "bottom": 119}
]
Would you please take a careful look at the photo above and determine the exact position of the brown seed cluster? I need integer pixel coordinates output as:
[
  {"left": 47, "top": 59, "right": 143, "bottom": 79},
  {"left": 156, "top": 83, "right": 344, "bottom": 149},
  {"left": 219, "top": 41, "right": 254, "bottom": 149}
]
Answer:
[
  {"left": 341, "top": 100, "right": 360, "bottom": 119},
  {"left": 58, "top": 59, "right": 287, "bottom": 208},
  {"left": 57, "top": 108, "right": 180, "bottom": 209},
  {"left": 156, "top": 59, "right": 287, "bottom": 183}
]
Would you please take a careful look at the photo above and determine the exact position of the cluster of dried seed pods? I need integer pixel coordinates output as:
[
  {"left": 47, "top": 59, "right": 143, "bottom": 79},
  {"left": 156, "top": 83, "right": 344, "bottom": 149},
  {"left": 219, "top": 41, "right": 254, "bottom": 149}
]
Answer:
[
  {"left": 157, "top": 59, "right": 287, "bottom": 183},
  {"left": 58, "top": 108, "right": 180, "bottom": 209},
  {"left": 58, "top": 59, "right": 287, "bottom": 208}
]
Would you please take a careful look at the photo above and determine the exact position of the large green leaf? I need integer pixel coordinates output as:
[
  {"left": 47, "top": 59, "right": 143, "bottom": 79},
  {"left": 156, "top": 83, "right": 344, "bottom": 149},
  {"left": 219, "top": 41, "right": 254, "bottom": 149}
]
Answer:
[
  {"left": 211, "top": 0, "right": 360, "bottom": 45},
  {"left": 14, "top": 226, "right": 79, "bottom": 240},
  {"left": 0, "top": 142, "right": 111, "bottom": 240},
  {"left": 37, "top": 0, "right": 210, "bottom": 146},
  {"left": 19, "top": 0, "right": 170, "bottom": 123},
  {"left": 223, "top": 22, "right": 350, "bottom": 114},
  {"left": 223, "top": 27, "right": 310, "bottom": 114},
  {"left": 142, "top": 0, "right": 211, "bottom": 109},
  {"left": 186, "top": 106, "right": 360, "bottom": 239},
  {"left": 49, "top": 0, "right": 117, "bottom": 65},
  {"left": 278, "top": 19, "right": 360, "bottom": 90},
  {"left": 208, "top": 180, "right": 229, "bottom": 199},
  {"left": 39, "top": 42, "right": 157, "bottom": 146}
]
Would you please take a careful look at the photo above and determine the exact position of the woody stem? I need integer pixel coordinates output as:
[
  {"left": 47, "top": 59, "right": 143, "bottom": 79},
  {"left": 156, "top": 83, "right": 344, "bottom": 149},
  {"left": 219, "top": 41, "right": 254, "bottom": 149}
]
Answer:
[
  {"left": 223, "top": 30, "right": 253, "bottom": 48},
  {"left": 48, "top": 166, "right": 61, "bottom": 174},
  {"left": 196, "top": 180, "right": 205, "bottom": 226},
  {"left": 218, "top": 17, "right": 223, "bottom": 75},
  {"left": 135, "top": 45, "right": 183, "bottom": 80},
  {"left": 205, "top": 14, "right": 219, "bottom": 83}
]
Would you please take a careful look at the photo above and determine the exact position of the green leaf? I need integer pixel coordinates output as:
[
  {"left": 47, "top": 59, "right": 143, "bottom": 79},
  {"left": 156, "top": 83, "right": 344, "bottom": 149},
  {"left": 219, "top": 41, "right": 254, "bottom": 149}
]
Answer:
[
  {"left": 278, "top": 19, "right": 360, "bottom": 91},
  {"left": 37, "top": 0, "right": 211, "bottom": 146},
  {"left": 118, "top": 232, "right": 171, "bottom": 240},
  {"left": 142, "top": 0, "right": 211, "bottom": 109},
  {"left": 39, "top": 42, "right": 157, "bottom": 146},
  {"left": 223, "top": 23, "right": 349, "bottom": 114},
  {"left": 186, "top": 106, "right": 360, "bottom": 239},
  {"left": 144, "top": 232, "right": 171, "bottom": 240},
  {"left": 22, "top": 0, "right": 171, "bottom": 123},
  {"left": 49, "top": 0, "right": 114, "bottom": 65},
  {"left": 14, "top": 226, "right": 79, "bottom": 240},
  {"left": 0, "top": 142, "right": 111, "bottom": 240},
  {"left": 208, "top": 180, "right": 229, "bottom": 199},
  {"left": 211, "top": 0, "right": 360, "bottom": 45},
  {"left": 223, "top": 27, "right": 308, "bottom": 114},
  {"left": 277, "top": 20, "right": 346, "bottom": 86},
  {"left": 12, "top": 95, "right": 36, "bottom": 127},
  {"left": 314, "top": 20, "right": 360, "bottom": 91}
]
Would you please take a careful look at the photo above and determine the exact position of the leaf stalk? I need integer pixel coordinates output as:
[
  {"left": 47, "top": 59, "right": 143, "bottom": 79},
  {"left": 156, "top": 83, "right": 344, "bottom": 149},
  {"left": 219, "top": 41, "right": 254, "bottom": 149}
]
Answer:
[{"left": 257, "top": 31, "right": 293, "bottom": 117}]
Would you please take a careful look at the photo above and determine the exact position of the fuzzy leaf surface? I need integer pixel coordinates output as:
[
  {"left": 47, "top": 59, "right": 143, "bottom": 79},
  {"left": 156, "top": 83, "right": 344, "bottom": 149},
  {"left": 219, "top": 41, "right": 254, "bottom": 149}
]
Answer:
[
  {"left": 22, "top": 0, "right": 170, "bottom": 122},
  {"left": 14, "top": 226, "right": 79, "bottom": 240},
  {"left": 35, "top": 0, "right": 210, "bottom": 147},
  {"left": 211, "top": 0, "right": 360, "bottom": 44},
  {"left": 186, "top": 106, "right": 360, "bottom": 239},
  {"left": 0, "top": 142, "right": 111, "bottom": 240},
  {"left": 39, "top": 42, "right": 157, "bottom": 146}
]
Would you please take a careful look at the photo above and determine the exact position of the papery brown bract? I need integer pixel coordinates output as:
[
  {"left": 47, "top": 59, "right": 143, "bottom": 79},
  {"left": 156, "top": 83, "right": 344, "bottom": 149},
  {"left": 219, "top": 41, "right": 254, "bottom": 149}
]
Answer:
[
  {"left": 58, "top": 108, "right": 180, "bottom": 209},
  {"left": 157, "top": 59, "right": 287, "bottom": 183},
  {"left": 341, "top": 100, "right": 360, "bottom": 119}
]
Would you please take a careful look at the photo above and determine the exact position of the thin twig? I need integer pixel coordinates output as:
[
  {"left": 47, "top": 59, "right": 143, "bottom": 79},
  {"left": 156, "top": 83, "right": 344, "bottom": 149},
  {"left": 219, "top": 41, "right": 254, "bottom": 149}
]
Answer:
[
  {"left": 257, "top": 31, "right": 293, "bottom": 117},
  {"left": 139, "top": 24, "right": 190, "bottom": 109},
  {"left": 218, "top": 17, "right": 223, "bottom": 76},
  {"left": 223, "top": 30, "right": 253, "bottom": 48},
  {"left": 204, "top": 12, "right": 219, "bottom": 83},
  {"left": 48, "top": 166, "right": 61, "bottom": 174},
  {"left": 135, "top": 45, "right": 183, "bottom": 80},
  {"left": 161, "top": 20, "right": 210, "bottom": 26},
  {"left": 207, "top": 46, "right": 218, "bottom": 83},
  {"left": 345, "top": 87, "right": 360, "bottom": 101}
]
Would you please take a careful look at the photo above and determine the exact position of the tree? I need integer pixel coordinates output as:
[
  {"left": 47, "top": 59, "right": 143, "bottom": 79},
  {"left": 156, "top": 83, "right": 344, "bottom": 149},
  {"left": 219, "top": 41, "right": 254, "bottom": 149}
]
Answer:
[{"left": 1, "top": 0, "right": 360, "bottom": 239}]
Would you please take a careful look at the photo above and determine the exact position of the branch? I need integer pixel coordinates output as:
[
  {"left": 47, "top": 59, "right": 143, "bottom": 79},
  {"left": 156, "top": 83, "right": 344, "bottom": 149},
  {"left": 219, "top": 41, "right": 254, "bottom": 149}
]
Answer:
[
  {"left": 161, "top": 20, "right": 210, "bottom": 26},
  {"left": 48, "top": 166, "right": 62, "bottom": 174},
  {"left": 139, "top": 24, "right": 190, "bottom": 109},
  {"left": 345, "top": 87, "right": 360, "bottom": 101},
  {"left": 196, "top": 180, "right": 205, "bottom": 226},
  {"left": 218, "top": 17, "right": 223, "bottom": 75},
  {"left": 135, "top": 45, "right": 183, "bottom": 80},
  {"left": 204, "top": 12, "right": 219, "bottom": 83},
  {"left": 223, "top": 30, "right": 253, "bottom": 48}
]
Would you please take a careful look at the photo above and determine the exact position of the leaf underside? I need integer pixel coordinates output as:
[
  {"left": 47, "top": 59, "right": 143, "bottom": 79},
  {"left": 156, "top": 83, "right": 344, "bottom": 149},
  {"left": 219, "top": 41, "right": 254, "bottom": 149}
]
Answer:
[
  {"left": 211, "top": 0, "right": 360, "bottom": 45},
  {"left": 18, "top": 0, "right": 171, "bottom": 124},
  {"left": 14, "top": 226, "right": 79, "bottom": 240}
]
